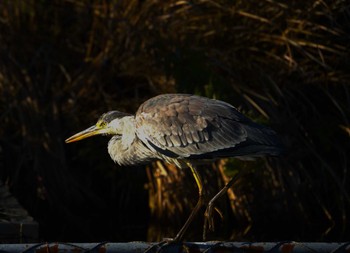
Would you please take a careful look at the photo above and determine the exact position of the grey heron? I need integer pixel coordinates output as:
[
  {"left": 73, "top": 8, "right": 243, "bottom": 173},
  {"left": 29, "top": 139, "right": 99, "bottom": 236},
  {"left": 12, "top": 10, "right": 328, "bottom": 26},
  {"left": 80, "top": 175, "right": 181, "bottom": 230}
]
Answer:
[{"left": 65, "top": 93, "right": 283, "bottom": 241}]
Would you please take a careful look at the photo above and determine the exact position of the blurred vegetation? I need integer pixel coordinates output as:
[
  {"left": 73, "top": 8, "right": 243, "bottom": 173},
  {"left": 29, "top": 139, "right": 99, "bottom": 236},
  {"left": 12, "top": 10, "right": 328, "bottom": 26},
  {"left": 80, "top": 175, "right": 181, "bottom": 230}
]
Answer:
[{"left": 0, "top": 0, "right": 349, "bottom": 242}]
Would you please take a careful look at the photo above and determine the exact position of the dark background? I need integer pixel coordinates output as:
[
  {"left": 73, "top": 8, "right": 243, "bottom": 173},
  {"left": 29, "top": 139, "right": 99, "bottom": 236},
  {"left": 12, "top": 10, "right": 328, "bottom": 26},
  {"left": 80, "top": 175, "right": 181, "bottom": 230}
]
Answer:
[{"left": 1, "top": 0, "right": 350, "bottom": 242}]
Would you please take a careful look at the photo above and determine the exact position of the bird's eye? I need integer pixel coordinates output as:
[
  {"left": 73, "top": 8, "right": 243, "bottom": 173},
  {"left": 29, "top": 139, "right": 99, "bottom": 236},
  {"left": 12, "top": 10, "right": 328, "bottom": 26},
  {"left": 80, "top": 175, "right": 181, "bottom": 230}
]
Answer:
[{"left": 97, "top": 120, "right": 107, "bottom": 128}]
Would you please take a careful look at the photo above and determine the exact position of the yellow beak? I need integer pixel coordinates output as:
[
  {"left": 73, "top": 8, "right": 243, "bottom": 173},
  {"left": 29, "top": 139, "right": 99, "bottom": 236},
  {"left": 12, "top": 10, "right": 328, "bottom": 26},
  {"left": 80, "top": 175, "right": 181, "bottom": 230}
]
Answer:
[{"left": 65, "top": 125, "right": 109, "bottom": 143}]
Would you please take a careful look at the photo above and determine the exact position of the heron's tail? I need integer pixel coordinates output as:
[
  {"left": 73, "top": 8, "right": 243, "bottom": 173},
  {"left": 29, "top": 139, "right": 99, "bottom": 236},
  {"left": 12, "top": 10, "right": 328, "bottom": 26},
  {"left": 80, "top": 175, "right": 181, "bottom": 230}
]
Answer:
[{"left": 233, "top": 123, "right": 284, "bottom": 157}]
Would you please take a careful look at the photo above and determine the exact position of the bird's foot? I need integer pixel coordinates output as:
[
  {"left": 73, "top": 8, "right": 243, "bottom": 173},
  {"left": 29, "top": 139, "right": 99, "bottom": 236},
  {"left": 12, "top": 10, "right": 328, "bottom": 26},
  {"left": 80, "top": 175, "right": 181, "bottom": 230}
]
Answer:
[{"left": 144, "top": 239, "right": 186, "bottom": 253}]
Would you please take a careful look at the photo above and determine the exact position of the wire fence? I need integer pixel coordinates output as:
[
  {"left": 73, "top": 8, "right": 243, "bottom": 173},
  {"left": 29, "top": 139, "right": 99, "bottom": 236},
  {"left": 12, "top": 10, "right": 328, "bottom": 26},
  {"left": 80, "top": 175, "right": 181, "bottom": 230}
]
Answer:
[{"left": 0, "top": 242, "right": 350, "bottom": 253}]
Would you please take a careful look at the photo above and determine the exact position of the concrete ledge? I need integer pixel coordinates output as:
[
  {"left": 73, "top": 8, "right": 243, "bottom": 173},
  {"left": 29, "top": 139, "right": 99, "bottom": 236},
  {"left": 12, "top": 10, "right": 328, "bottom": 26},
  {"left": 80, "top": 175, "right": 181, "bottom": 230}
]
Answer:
[{"left": 0, "top": 242, "right": 349, "bottom": 253}]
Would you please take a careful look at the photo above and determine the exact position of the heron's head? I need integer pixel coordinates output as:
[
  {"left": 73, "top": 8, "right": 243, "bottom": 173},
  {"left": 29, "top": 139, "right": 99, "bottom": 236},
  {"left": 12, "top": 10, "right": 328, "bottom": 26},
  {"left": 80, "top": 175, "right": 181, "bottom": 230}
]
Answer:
[{"left": 65, "top": 111, "right": 131, "bottom": 143}]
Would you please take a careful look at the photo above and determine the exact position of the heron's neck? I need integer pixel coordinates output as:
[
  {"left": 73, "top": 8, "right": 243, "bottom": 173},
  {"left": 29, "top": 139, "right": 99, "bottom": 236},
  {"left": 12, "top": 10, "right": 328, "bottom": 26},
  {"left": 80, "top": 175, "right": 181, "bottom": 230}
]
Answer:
[
  {"left": 107, "top": 116, "right": 158, "bottom": 166},
  {"left": 109, "top": 116, "right": 136, "bottom": 148}
]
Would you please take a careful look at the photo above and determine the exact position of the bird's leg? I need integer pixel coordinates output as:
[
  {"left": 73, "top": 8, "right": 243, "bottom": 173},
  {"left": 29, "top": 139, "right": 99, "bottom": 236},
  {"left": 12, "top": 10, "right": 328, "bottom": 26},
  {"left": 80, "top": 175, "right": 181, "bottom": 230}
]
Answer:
[
  {"left": 144, "top": 162, "right": 203, "bottom": 253},
  {"left": 203, "top": 171, "right": 241, "bottom": 241},
  {"left": 172, "top": 161, "right": 204, "bottom": 242}
]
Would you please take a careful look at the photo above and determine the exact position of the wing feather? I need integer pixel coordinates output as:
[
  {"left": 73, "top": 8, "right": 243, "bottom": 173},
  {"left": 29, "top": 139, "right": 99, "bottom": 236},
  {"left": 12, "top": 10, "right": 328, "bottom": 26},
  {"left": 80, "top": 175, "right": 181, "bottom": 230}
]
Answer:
[{"left": 135, "top": 94, "right": 276, "bottom": 159}]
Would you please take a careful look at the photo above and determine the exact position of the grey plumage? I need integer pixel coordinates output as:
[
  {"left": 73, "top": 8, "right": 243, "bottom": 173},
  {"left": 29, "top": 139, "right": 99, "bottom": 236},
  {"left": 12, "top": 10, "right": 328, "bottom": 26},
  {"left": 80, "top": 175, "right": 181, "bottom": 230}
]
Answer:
[
  {"left": 66, "top": 93, "right": 282, "bottom": 165},
  {"left": 134, "top": 94, "right": 282, "bottom": 164}
]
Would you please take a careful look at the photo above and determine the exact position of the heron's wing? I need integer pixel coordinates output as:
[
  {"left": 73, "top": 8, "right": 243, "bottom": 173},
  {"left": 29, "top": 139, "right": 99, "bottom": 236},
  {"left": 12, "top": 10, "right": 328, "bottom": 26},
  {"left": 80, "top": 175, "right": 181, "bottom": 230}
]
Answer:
[{"left": 135, "top": 94, "right": 253, "bottom": 158}]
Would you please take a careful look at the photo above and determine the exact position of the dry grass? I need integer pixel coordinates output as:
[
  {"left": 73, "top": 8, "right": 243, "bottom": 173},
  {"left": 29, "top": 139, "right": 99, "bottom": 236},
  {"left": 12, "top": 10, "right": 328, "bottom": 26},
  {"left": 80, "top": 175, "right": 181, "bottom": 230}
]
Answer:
[{"left": 0, "top": 0, "right": 349, "bottom": 242}]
